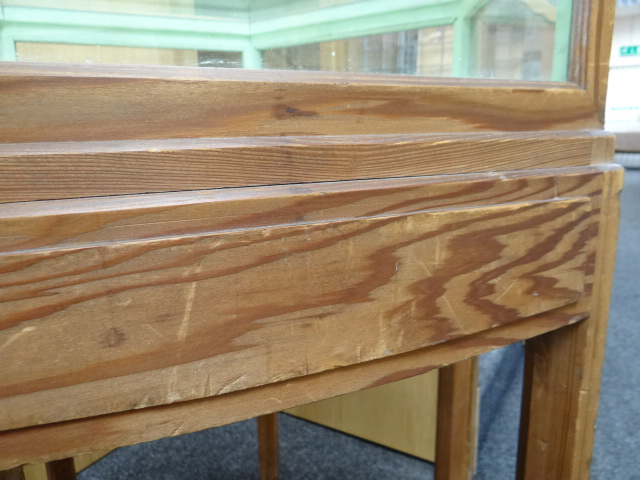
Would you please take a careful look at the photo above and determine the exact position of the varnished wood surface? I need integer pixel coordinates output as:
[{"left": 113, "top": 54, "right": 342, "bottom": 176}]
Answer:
[
  {"left": 436, "top": 359, "right": 479, "bottom": 480},
  {"left": 257, "top": 414, "right": 279, "bottom": 480},
  {"left": 20, "top": 451, "right": 108, "bottom": 480},
  {"left": 0, "top": 304, "right": 590, "bottom": 470},
  {"left": 569, "top": 0, "right": 616, "bottom": 122},
  {"left": 0, "top": 168, "right": 601, "bottom": 431},
  {"left": 43, "top": 460, "right": 75, "bottom": 480},
  {"left": 0, "top": 468, "right": 25, "bottom": 480},
  {"left": 0, "top": 2, "right": 619, "bottom": 474},
  {"left": 0, "top": 64, "right": 601, "bottom": 144},
  {"left": 0, "top": 131, "right": 613, "bottom": 202},
  {"left": 517, "top": 167, "right": 623, "bottom": 480},
  {"left": 0, "top": 165, "right": 610, "bottom": 253}
]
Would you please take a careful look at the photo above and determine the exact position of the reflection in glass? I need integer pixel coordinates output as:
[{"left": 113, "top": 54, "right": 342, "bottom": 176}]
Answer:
[
  {"left": 471, "top": 0, "right": 566, "bottom": 81},
  {"left": 15, "top": 42, "right": 243, "bottom": 68},
  {"left": 263, "top": 26, "right": 453, "bottom": 76},
  {"left": 0, "top": 0, "right": 571, "bottom": 81}
]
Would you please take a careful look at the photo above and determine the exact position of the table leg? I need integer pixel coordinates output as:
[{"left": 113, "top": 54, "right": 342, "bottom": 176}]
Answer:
[
  {"left": 44, "top": 459, "right": 76, "bottom": 480},
  {"left": 435, "top": 358, "right": 479, "bottom": 480},
  {"left": 0, "top": 467, "right": 25, "bottom": 480},
  {"left": 257, "top": 413, "right": 279, "bottom": 480},
  {"left": 517, "top": 319, "right": 603, "bottom": 479},
  {"left": 516, "top": 167, "right": 622, "bottom": 480}
]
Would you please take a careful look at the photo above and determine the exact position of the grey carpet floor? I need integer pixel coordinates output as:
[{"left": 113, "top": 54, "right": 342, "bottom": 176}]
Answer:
[{"left": 80, "top": 167, "right": 640, "bottom": 480}]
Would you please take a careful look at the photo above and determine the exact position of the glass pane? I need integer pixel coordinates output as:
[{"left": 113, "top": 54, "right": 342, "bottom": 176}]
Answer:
[
  {"left": 471, "top": 0, "right": 567, "bottom": 81},
  {"left": 0, "top": 0, "right": 572, "bottom": 80},
  {"left": 15, "top": 42, "right": 243, "bottom": 67}
]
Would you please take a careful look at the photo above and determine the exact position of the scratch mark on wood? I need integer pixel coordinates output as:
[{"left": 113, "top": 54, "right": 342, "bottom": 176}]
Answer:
[
  {"left": 416, "top": 258, "right": 434, "bottom": 276},
  {"left": 442, "top": 294, "right": 466, "bottom": 333},
  {"left": 0, "top": 326, "right": 35, "bottom": 353},
  {"left": 166, "top": 260, "right": 205, "bottom": 402},
  {"left": 144, "top": 324, "right": 164, "bottom": 339},
  {"left": 204, "top": 372, "right": 213, "bottom": 397},
  {"left": 178, "top": 260, "right": 204, "bottom": 341},
  {"left": 132, "top": 394, "right": 152, "bottom": 410},
  {"left": 494, "top": 281, "right": 517, "bottom": 303},
  {"left": 216, "top": 373, "right": 248, "bottom": 395},
  {"left": 170, "top": 423, "right": 185, "bottom": 437}
]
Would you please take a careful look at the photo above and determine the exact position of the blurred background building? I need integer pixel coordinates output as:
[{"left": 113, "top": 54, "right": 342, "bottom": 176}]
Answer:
[{"left": 606, "top": 0, "right": 640, "bottom": 157}]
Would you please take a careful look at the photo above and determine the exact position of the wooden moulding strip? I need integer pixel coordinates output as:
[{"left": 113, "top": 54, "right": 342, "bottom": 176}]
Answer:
[
  {"left": 0, "top": 131, "right": 613, "bottom": 203},
  {"left": 0, "top": 165, "right": 611, "bottom": 432},
  {"left": 0, "top": 164, "right": 610, "bottom": 253},
  {"left": 0, "top": 306, "right": 589, "bottom": 470},
  {"left": 0, "top": 63, "right": 600, "bottom": 144}
]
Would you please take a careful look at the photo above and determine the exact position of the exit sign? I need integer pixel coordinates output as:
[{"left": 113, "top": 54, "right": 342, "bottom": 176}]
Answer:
[{"left": 620, "top": 45, "right": 639, "bottom": 56}]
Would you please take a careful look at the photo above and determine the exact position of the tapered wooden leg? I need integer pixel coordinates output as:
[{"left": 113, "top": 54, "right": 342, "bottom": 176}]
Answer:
[
  {"left": 517, "top": 316, "right": 613, "bottom": 479},
  {"left": 516, "top": 168, "right": 622, "bottom": 480},
  {"left": 44, "top": 459, "right": 76, "bottom": 480},
  {"left": 435, "top": 358, "right": 479, "bottom": 480},
  {"left": 257, "top": 413, "right": 279, "bottom": 480},
  {"left": 0, "top": 467, "right": 25, "bottom": 480}
]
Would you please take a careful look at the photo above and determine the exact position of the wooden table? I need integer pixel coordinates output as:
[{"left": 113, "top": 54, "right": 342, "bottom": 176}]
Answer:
[{"left": 0, "top": 1, "right": 620, "bottom": 478}]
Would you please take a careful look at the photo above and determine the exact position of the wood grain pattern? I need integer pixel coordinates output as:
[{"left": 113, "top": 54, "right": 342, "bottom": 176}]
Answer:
[
  {"left": 435, "top": 358, "right": 479, "bottom": 480},
  {"left": 0, "top": 165, "right": 608, "bottom": 253},
  {"left": 569, "top": 0, "right": 616, "bottom": 122},
  {"left": 516, "top": 167, "right": 623, "bottom": 480},
  {"left": 0, "top": 304, "right": 590, "bottom": 470},
  {"left": 0, "top": 131, "right": 613, "bottom": 203},
  {"left": 0, "top": 64, "right": 601, "bottom": 144},
  {"left": 0, "top": 169, "right": 598, "bottom": 431},
  {"left": 0, "top": 3, "right": 618, "bottom": 474}
]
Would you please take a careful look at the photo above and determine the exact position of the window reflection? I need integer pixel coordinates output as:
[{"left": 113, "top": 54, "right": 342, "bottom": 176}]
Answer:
[
  {"left": 472, "top": 0, "right": 563, "bottom": 80},
  {"left": 0, "top": 0, "right": 571, "bottom": 81}
]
